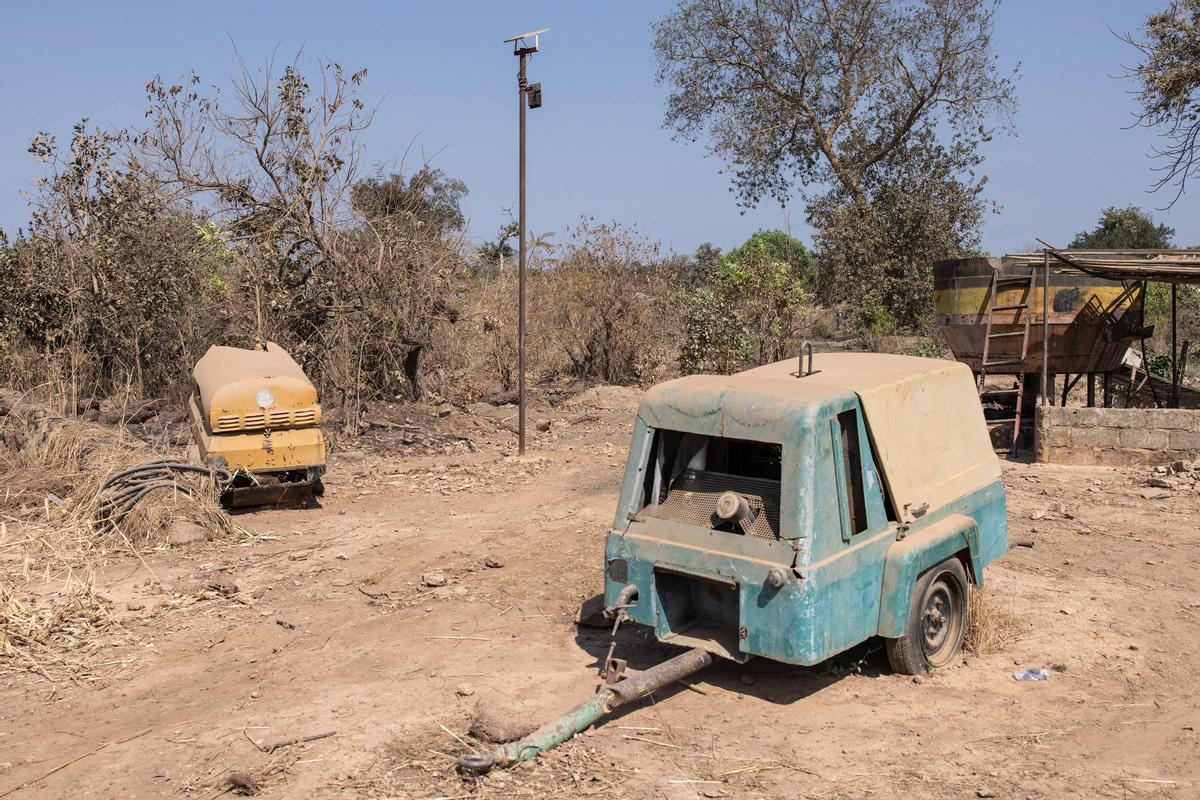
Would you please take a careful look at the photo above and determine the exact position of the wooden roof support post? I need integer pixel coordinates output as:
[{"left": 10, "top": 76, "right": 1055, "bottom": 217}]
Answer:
[{"left": 1041, "top": 250, "right": 1050, "bottom": 407}]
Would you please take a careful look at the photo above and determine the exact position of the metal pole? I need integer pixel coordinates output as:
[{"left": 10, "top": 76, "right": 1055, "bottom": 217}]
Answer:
[
  {"left": 1171, "top": 283, "right": 1179, "bottom": 409},
  {"left": 517, "top": 50, "right": 528, "bottom": 455},
  {"left": 1041, "top": 250, "right": 1049, "bottom": 406}
]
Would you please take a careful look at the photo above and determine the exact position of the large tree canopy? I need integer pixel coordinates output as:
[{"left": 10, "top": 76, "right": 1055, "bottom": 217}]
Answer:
[
  {"left": 652, "top": 0, "right": 1016, "bottom": 208},
  {"left": 1125, "top": 0, "right": 1200, "bottom": 203},
  {"left": 1069, "top": 206, "right": 1176, "bottom": 250}
]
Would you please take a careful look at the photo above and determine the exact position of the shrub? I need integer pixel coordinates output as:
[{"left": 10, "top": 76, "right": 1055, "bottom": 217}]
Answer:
[
  {"left": 680, "top": 233, "right": 809, "bottom": 374},
  {"left": 541, "top": 220, "right": 678, "bottom": 386}
]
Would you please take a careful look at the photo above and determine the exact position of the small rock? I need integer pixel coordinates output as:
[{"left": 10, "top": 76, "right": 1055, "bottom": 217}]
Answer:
[
  {"left": 336, "top": 553, "right": 349, "bottom": 560},
  {"left": 976, "top": 791, "right": 996, "bottom": 799},
  {"left": 126, "top": 601, "right": 145, "bottom": 611},
  {"left": 1147, "top": 477, "right": 1174, "bottom": 489},
  {"left": 1059, "top": 607, "right": 1075, "bottom": 616},
  {"left": 740, "top": 674, "right": 755, "bottom": 686},
  {"left": 249, "top": 691, "right": 262, "bottom": 699},
  {"left": 912, "top": 675, "right": 925, "bottom": 684},
  {"left": 535, "top": 418, "right": 551, "bottom": 433},
  {"left": 208, "top": 580, "right": 239, "bottom": 597},
  {"left": 1171, "top": 460, "right": 1188, "bottom": 474},
  {"left": 1141, "top": 488, "right": 1172, "bottom": 500},
  {"left": 484, "top": 555, "right": 505, "bottom": 569},
  {"left": 276, "top": 618, "right": 296, "bottom": 630},
  {"left": 1129, "top": 644, "right": 1140, "bottom": 651},
  {"left": 225, "top": 772, "right": 260, "bottom": 796},
  {"left": 437, "top": 406, "right": 453, "bottom": 418},
  {"left": 456, "top": 683, "right": 476, "bottom": 697},
  {"left": 1184, "top": 725, "right": 1194, "bottom": 732},
  {"left": 421, "top": 571, "right": 447, "bottom": 588}
]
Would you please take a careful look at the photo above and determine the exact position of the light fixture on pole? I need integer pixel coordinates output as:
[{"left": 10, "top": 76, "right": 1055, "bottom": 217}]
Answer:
[{"left": 502, "top": 27, "right": 547, "bottom": 456}]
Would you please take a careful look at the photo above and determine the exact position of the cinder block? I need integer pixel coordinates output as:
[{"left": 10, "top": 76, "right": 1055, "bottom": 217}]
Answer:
[
  {"left": 1117, "top": 428, "right": 1170, "bottom": 450},
  {"left": 1071, "top": 407, "right": 1108, "bottom": 429},
  {"left": 1044, "top": 426, "right": 1071, "bottom": 447},
  {"left": 1036, "top": 406, "right": 1066, "bottom": 428},
  {"left": 1151, "top": 409, "right": 1198, "bottom": 430},
  {"left": 1168, "top": 429, "right": 1200, "bottom": 450},
  {"left": 1104, "top": 409, "right": 1155, "bottom": 429},
  {"left": 1071, "top": 427, "right": 1118, "bottom": 448},
  {"left": 1042, "top": 446, "right": 1101, "bottom": 466},
  {"left": 1096, "top": 447, "right": 1164, "bottom": 466}
]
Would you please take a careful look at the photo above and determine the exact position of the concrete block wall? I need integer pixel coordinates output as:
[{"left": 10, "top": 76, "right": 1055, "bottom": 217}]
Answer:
[{"left": 1035, "top": 406, "right": 1200, "bottom": 465}]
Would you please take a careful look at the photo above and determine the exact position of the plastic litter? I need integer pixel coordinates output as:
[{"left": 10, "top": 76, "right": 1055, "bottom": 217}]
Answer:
[{"left": 1012, "top": 667, "right": 1050, "bottom": 681}]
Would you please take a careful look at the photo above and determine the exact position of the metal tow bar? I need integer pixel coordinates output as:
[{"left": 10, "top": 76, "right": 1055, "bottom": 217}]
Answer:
[{"left": 456, "top": 646, "right": 713, "bottom": 773}]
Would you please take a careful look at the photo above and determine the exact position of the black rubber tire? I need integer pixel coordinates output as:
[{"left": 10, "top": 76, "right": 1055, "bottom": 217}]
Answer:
[{"left": 886, "top": 556, "right": 968, "bottom": 676}]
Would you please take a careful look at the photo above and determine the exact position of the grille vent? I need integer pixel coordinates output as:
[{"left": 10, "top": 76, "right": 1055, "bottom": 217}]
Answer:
[
  {"left": 642, "top": 469, "right": 781, "bottom": 540},
  {"left": 211, "top": 407, "right": 319, "bottom": 432}
]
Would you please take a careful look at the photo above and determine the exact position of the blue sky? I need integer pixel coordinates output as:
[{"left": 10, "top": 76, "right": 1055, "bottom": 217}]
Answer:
[{"left": 0, "top": 0, "right": 1195, "bottom": 255}]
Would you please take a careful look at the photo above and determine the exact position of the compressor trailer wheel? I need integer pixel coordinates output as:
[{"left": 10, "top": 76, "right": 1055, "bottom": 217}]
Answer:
[{"left": 886, "top": 557, "right": 968, "bottom": 675}]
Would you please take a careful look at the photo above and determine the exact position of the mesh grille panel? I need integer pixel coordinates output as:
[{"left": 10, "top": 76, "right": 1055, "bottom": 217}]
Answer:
[{"left": 642, "top": 469, "right": 781, "bottom": 540}]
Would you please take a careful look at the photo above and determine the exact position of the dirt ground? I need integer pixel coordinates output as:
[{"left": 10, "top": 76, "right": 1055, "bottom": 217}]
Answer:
[{"left": 3, "top": 385, "right": 1199, "bottom": 800}]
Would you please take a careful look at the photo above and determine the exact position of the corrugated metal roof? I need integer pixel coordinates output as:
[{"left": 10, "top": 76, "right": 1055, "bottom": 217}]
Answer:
[{"left": 1005, "top": 249, "right": 1200, "bottom": 284}]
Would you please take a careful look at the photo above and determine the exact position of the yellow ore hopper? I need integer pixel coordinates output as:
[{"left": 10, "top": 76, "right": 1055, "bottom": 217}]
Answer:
[{"left": 188, "top": 342, "right": 326, "bottom": 508}]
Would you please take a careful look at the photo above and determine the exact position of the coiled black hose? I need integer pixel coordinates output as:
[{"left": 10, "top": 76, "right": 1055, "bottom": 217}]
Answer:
[{"left": 94, "top": 460, "right": 232, "bottom": 532}]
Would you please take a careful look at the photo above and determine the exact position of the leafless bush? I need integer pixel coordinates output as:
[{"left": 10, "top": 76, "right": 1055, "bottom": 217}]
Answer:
[
  {"left": 538, "top": 219, "right": 680, "bottom": 386},
  {"left": 136, "top": 53, "right": 470, "bottom": 427},
  {"left": 0, "top": 123, "right": 233, "bottom": 406},
  {"left": 1, "top": 51, "right": 688, "bottom": 426}
]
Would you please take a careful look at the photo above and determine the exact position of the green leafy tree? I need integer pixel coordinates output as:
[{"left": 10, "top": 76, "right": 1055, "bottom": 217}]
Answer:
[
  {"left": 723, "top": 230, "right": 815, "bottom": 288},
  {"left": 680, "top": 232, "right": 809, "bottom": 373},
  {"left": 811, "top": 127, "right": 991, "bottom": 330},
  {"left": 1069, "top": 206, "right": 1176, "bottom": 249},
  {"left": 653, "top": 0, "right": 1015, "bottom": 328},
  {"left": 1069, "top": 206, "right": 1196, "bottom": 379},
  {"left": 1123, "top": 1, "right": 1200, "bottom": 202}
]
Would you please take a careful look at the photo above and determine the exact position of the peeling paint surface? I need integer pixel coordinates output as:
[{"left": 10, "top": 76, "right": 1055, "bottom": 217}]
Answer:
[{"left": 605, "top": 354, "right": 1008, "bottom": 667}]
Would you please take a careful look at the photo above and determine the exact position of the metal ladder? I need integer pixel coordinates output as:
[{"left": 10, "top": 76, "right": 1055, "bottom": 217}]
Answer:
[{"left": 977, "top": 268, "right": 1037, "bottom": 456}]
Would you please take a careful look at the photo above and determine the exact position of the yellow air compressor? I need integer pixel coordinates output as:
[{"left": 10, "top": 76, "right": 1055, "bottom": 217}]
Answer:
[{"left": 188, "top": 342, "right": 326, "bottom": 508}]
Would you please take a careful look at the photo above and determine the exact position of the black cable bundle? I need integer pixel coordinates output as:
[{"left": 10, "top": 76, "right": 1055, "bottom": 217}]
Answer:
[{"left": 95, "top": 460, "right": 232, "bottom": 532}]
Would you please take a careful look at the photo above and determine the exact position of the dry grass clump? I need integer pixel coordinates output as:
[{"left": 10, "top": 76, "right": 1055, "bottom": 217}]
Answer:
[
  {"left": 1, "top": 389, "right": 233, "bottom": 682},
  {"left": 964, "top": 586, "right": 1022, "bottom": 655}
]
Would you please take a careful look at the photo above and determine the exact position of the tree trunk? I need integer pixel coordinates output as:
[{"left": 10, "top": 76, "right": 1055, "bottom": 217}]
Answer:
[{"left": 403, "top": 344, "right": 424, "bottom": 400}]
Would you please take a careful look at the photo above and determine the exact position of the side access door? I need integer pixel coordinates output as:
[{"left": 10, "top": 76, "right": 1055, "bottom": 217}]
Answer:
[{"left": 809, "top": 405, "right": 898, "bottom": 657}]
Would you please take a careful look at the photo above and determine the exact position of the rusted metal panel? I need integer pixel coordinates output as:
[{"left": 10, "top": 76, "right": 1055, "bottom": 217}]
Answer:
[{"left": 934, "top": 257, "right": 1144, "bottom": 374}]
